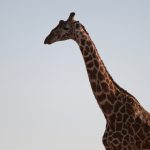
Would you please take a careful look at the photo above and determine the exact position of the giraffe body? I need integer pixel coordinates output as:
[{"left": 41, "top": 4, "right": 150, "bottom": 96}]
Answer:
[{"left": 44, "top": 12, "right": 150, "bottom": 150}]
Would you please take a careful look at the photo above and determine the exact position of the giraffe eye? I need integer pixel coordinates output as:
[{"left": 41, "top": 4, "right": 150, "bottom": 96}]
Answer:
[
  {"left": 59, "top": 20, "right": 65, "bottom": 24},
  {"left": 63, "top": 27, "right": 69, "bottom": 30}
]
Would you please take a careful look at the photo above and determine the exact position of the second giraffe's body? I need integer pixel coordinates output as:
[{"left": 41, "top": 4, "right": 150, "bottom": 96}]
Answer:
[{"left": 44, "top": 13, "right": 150, "bottom": 150}]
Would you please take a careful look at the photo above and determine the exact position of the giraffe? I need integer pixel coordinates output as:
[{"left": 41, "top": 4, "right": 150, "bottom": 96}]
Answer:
[{"left": 44, "top": 12, "right": 150, "bottom": 150}]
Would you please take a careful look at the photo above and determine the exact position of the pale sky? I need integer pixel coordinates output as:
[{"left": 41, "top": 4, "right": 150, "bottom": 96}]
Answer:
[{"left": 1, "top": 0, "right": 150, "bottom": 150}]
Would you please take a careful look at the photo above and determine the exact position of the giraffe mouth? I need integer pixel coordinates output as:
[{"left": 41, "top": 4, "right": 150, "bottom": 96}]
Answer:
[
  {"left": 44, "top": 41, "right": 52, "bottom": 44},
  {"left": 44, "top": 37, "right": 52, "bottom": 44}
]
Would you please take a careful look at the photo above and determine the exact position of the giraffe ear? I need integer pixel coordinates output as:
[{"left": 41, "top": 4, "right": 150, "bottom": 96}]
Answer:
[{"left": 67, "top": 12, "right": 75, "bottom": 22}]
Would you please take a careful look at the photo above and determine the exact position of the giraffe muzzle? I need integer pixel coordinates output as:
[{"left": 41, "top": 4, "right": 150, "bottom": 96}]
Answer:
[{"left": 44, "top": 36, "right": 52, "bottom": 44}]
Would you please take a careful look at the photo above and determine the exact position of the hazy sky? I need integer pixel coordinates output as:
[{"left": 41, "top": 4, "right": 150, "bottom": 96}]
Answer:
[{"left": 1, "top": 0, "right": 150, "bottom": 150}]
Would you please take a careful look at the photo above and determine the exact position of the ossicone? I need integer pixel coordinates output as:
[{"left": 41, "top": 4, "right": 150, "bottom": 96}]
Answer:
[{"left": 67, "top": 12, "right": 75, "bottom": 22}]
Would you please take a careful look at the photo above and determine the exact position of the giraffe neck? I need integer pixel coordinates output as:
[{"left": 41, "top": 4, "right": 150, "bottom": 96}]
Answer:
[{"left": 73, "top": 28, "right": 119, "bottom": 119}]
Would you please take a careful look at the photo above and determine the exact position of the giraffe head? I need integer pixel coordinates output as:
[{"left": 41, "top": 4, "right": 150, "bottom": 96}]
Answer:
[{"left": 44, "top": 12, "right": 84, "bottom": 44}]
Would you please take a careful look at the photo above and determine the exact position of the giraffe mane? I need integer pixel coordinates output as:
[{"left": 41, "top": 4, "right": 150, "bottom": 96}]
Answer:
[{"left": 81, "top": 24, "right": 89, "bottom": 35}]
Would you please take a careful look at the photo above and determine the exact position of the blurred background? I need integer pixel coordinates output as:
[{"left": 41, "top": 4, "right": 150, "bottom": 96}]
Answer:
[{"left": 0, "top": 0, "right": 150, "bottom": 149}]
